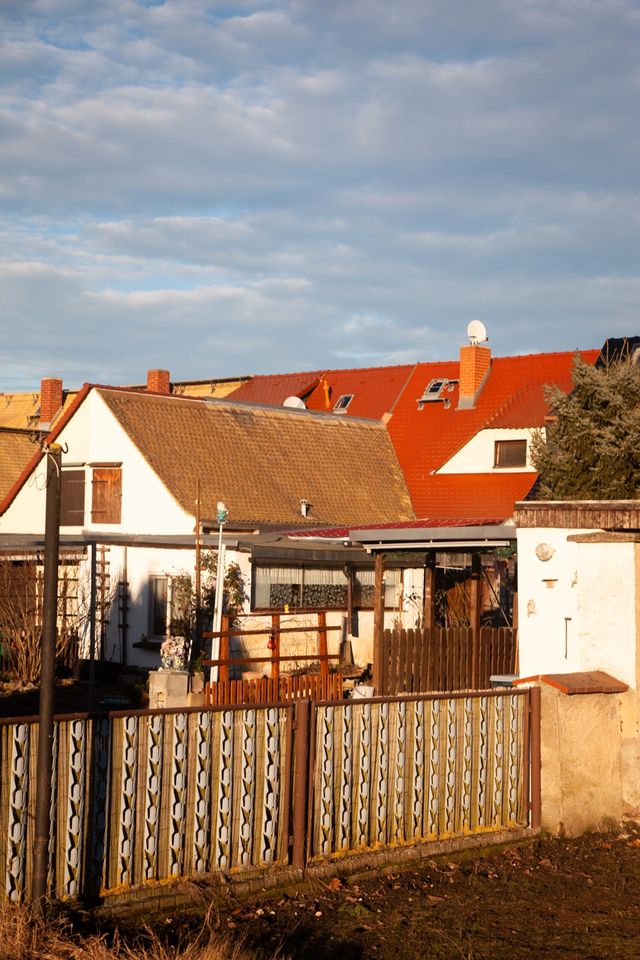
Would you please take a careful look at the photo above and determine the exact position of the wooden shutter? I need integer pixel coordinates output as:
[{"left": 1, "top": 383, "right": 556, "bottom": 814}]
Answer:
[
  {"left": 91, "top": 467, "right": 122, "bottom": 524},
  {"left": 60, "top": 469, "right": 85, "bottom": 526}
]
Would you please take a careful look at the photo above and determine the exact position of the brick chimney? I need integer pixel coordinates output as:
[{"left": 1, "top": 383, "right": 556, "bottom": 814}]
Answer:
[
  {"left": 457, "top": 345, "right": 491, "bottom": 409},
  {"left": 146, "top": 369, "right": 171, "bottom": 394},
  {"left": 39, "top": 377, "right": 63, "bottom": 427}
]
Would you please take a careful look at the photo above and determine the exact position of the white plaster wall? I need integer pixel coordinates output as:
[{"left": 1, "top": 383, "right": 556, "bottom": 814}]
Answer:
[
  {"left": 0, "top": 466, "right": 47, "bottom": 533},
  {"left": 517, "top": 527, "right": 582, "bottom": 677},
  {"left": 0, "top": 392, "right": 192, "bottom": 536},
  {"left": 86, "top": 543, "right": 254, "bottom": 669},
  {"left": 574, "top": 541, "right": 637, "bottom": 688},
  {"left": 82, "top": 393, "right": 193, "bottom": 535},
  {"left": 518, "top": 529, "right": 638, "bottom": 689},
  {"left": 438, "top": 428, "right": 536, "bottom": 474}
]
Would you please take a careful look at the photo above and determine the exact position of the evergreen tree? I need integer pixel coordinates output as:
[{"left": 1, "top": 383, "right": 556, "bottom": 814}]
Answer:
[{"left": 530, "top": 353, "right": 640, "bottom": 500}]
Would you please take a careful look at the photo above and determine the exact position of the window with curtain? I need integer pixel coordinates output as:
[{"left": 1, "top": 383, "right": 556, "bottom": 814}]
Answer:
[{"left": 252, "top": 563, "right": 402, "bottom": 611}]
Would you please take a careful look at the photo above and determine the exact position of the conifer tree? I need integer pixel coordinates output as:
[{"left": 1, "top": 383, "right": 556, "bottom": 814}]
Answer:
[{"left": 530, "top": 353, "right": 640, "bottom": 500}]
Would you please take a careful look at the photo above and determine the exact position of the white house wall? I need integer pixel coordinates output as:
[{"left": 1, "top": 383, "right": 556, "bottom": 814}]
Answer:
[
  {"left": 80, "top": 393, "right": 193, "bottom": 535},
  {"left": 517, "top": 527, "right": 638, "bottom": 689},
  {"left": 438, "top": 428, "right": 536, "bottom": 474},
  {"left": 574, "top": 541, "right": 637, "bottom": 688},
  {"left": 517, "top": 527, "right": 581, "bottom": 678},
  {"left": 0, "top": 391, "right": 192, "bottom": 536}
]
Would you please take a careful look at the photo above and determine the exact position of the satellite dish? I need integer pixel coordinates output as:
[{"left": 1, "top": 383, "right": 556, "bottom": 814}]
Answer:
[
  {"left": 283, "top": 396, "right": 306, "bottom": 409},
  {"left": 467, "top": 320, "right": 488, "bottom": 345}
]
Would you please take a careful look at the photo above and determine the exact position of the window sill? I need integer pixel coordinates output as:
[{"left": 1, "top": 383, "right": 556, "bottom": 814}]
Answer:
[{"left": 132, "top": 638, "right": 162, "bottom": 650}]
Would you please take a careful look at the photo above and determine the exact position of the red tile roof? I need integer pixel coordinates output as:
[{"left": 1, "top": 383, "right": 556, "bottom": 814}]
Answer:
[
  {"left": 303, "top": 364, "right": 417, "bottom": 419},
  {"left": 409, "top": 473, "right": 538, "bottom": 522},
  {"left": 226, "top": 347, "right": 600, "bottom": 524},
  {"left": 287, "top": 516, "right": 511, "bottom": 538},
  {"left": 228, "top": 371, "right": 322, "bottom": 406},
  {"left": 387, "top": 349, "right": 599, "bottom": 520},
  {"left": 228, "top": 363, "right": 416, "bottom": 420}
]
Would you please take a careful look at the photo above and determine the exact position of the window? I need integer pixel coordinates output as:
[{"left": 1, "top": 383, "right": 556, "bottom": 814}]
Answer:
[
  {"left": 252, "top": 564, "right": 401, "bottom": 610},
  {"left": 60, "top": 469, "right": 85, "bottom": 526},
  {"left": 148, "top": 574, "right": 191, "bottom": 638},
  {"left": 91, "top": 466, "right": 122, "bottom": 523},
  {"left": 353, "top": 567, "right": 400, "bottom": 608},
  {"left": 418, "top": 379, "right": 448, "bottom": 403},
  {"left": 333, "top": 394, "right": 354, "bottom": 412},
  {"left": 494, "top": 439, "right": 527, "bottom": 468},
  {"left": 149, "top": 576, "right": 169, "bottom": 637}
]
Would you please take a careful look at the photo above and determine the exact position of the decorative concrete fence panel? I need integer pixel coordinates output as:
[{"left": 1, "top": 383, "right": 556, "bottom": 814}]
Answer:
[
  {"left": 0, "top": 705, "right": 293, "bottom": 902},
  {"left": 0, "top": 689, "right": 537, "bottom": 904},
  {"left": 309, "top": 690, "right": 531, "bottom": 861}
]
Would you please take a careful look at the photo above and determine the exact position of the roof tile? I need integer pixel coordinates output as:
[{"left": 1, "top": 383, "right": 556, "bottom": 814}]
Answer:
[
  {"left": 0, "top": 431, "right": 40, "bottom": 501},
  {"left": 98, "top": 390, "right": 414, "bottom": 528}
]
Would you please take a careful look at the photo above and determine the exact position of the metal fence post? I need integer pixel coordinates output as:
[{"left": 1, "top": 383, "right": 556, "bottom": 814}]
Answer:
[{"left": 291, "top": 698, "right": 310, "bottom": 869}]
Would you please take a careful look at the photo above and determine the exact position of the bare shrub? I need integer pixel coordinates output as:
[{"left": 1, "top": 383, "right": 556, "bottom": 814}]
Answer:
[
  {"left": 0, "top": 556, "right": 97, "bottom": 685},
  {"left": 0, "top": 898, "right": 45, "bottom": 960},
  {"left": 0, "top": 899, "right": 282, "bottom": 960}
]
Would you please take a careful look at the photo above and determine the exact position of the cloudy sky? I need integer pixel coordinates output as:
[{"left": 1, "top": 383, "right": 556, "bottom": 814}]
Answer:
[{"left": 1, "top": 0, "right": 639, "bottom": 391}]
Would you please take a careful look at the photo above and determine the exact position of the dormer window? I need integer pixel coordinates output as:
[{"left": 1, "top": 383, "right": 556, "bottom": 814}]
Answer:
[
  {"left": 334, "top": 394, "right": 354, "bottom": 412},
  {"left": 494, "top": 439, "right": 527, "bottom": 468}
]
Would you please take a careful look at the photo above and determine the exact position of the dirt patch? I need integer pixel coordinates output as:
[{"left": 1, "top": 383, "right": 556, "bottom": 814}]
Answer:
[{"left": 205, "top": 830, "right": 640, "bottom": 960}]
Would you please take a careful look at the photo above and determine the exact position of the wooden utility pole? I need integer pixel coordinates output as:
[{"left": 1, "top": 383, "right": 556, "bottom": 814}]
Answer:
[
  {"left": 32, "top": 444, "right": 61, "bottom": 907},
  {"left": 423, "top": 553, "right": 436, "bottom": 629},
  {"left": 469, "top": 553, "right": 483, "bottom": 690},
  {"left": 194, "top": 479, "right": 202, "bottom": 659}
]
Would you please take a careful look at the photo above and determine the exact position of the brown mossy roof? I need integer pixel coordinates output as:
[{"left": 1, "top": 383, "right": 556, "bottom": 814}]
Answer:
[
  {"left": 97, "top": 390, "right": 414, "bottom": 528},
  {"left": 0, "top": 431, "right": 40, "bottom": 501}
]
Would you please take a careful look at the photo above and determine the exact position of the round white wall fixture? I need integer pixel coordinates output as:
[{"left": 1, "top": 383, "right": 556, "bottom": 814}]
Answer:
[{"left": 535, "top": 542, "right": 555, "bottom": 562}]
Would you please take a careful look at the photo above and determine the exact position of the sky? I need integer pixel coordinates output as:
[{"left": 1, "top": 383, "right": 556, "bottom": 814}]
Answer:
[{"left": 1, "top": 0, "right": 639, "bottom": 391}]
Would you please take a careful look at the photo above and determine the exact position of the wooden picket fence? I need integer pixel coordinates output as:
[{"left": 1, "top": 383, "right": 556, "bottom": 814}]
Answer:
[
  {"left": 206, "top": 672, "right": 343, "bottom": 705},
  {"left": 204, "top": 610, "right": 344, "bottom": 706},
  {"left": 376, "top": 626, "right": 517, "bottom": 696}
]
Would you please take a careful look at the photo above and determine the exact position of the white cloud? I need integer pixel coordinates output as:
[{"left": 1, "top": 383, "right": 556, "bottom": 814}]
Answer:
[{"left": 0, "top": 0, "right": 639, "bottom": 389}]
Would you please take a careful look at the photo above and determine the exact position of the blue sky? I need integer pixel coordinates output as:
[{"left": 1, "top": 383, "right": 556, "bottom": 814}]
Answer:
[{"left": 1, "top": 0, "right": 639, "bottom": 390}]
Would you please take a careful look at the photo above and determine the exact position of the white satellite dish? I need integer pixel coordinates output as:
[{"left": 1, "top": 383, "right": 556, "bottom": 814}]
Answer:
[
  {"left": 283, "top": 396, "right": 306, "bottom": 409},
  {"left": 467, "top": 320, "right": 488, "bottom": 345}
]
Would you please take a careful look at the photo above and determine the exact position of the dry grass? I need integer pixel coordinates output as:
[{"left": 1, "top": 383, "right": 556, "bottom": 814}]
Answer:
[{"left": 0, "top": 899, "right": 274, "bottom": 960}]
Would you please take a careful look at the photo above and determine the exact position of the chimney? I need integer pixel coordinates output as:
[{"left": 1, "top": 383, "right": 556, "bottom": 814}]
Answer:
[
  {"left": 39, "top": 377, "right": 63, "bottom": 427},
  {"left": 457, "top": 345, "right": 491, "bottom": 409},
  {"left": 146, "top": 369, "right": 171, "bottom": 394}
]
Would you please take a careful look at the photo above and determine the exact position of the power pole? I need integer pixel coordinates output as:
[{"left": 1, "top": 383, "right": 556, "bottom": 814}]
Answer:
[
  {"left": 194, "top": 479, "right": 202, "bottom": 662},
  {"left": 32, "top": 443, "right": 61, "bottom": 908}
]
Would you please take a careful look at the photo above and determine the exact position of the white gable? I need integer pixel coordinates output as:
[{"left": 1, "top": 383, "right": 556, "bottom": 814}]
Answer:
[{"left": 0, "top": 390, "right": 193, "bottom": 536}]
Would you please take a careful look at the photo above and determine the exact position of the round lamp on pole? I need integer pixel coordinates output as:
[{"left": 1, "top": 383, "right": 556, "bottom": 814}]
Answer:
[{"left": 211, "top": 501, "right": 228, "bottom": 682}]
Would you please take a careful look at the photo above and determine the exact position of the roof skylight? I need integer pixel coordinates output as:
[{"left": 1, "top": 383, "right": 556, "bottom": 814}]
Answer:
[
  {"left": 417, "top": 379, "right": 455, "bottom": 409},
  {"left": 334, "top": 394, "right": 354, "bottom": 412}
]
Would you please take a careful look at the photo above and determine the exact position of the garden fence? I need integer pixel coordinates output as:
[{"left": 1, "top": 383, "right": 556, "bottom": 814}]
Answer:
[{"left": 0, "top": 686, "right": 539, "bottom": 904}]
